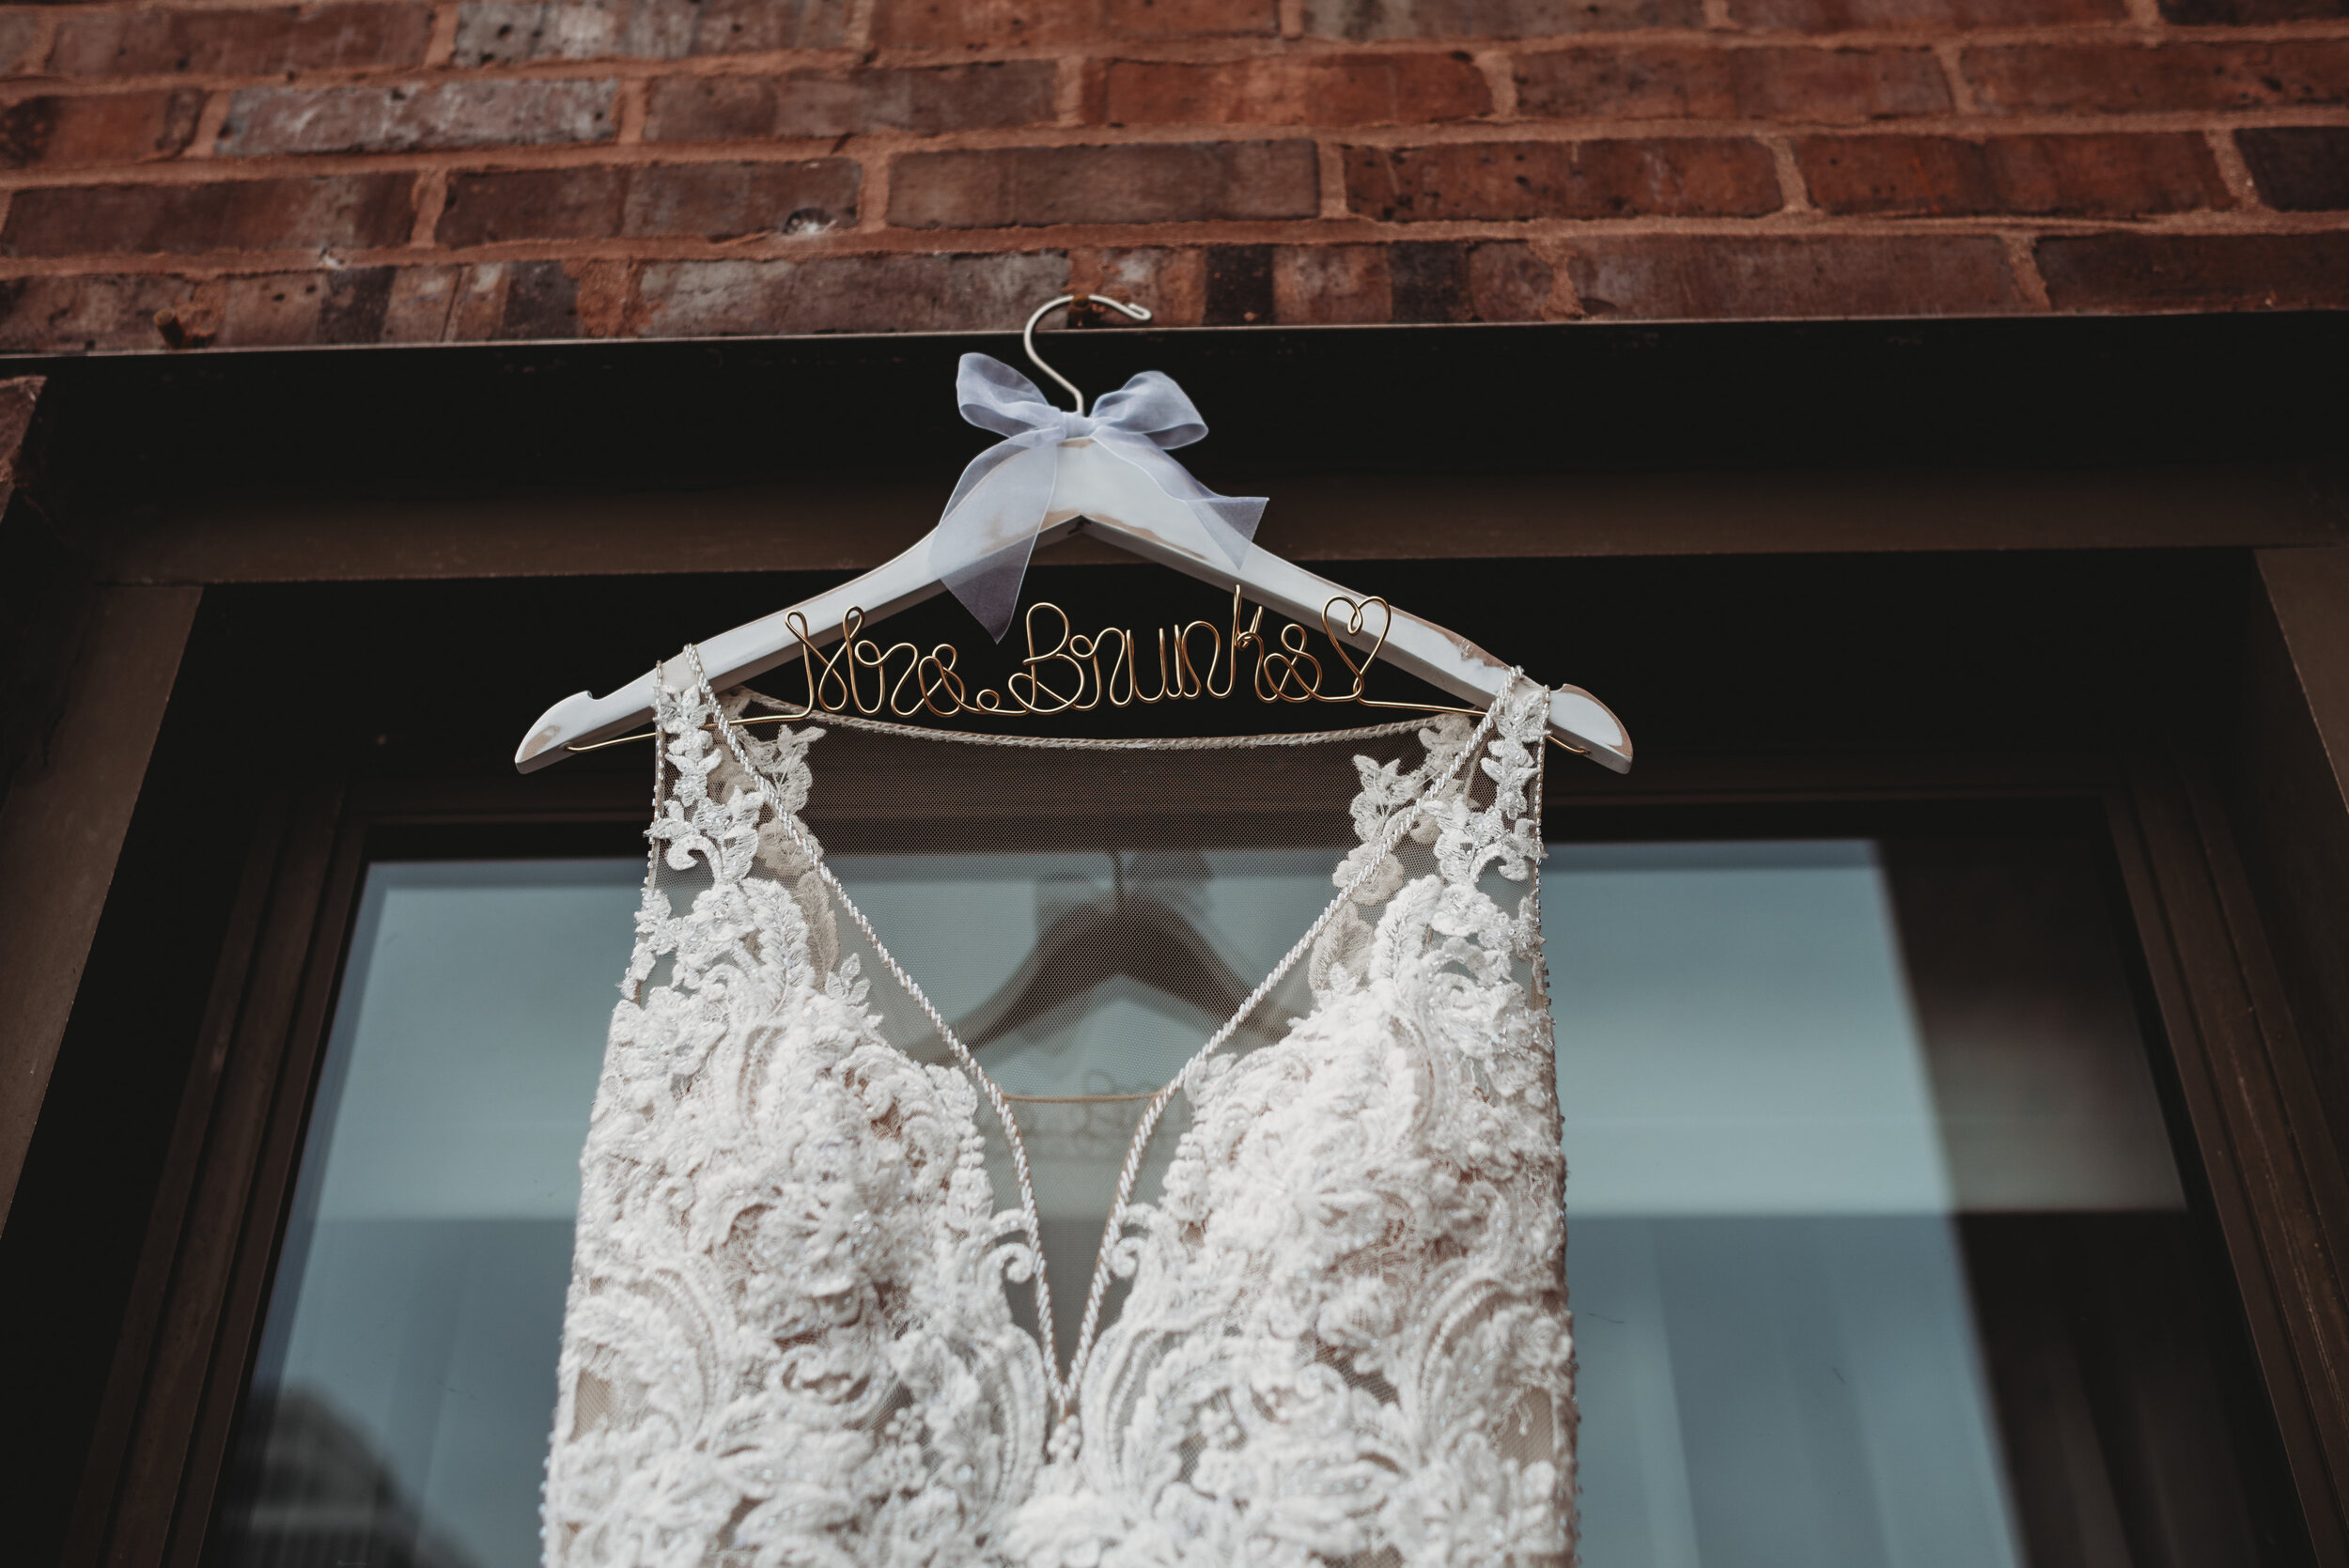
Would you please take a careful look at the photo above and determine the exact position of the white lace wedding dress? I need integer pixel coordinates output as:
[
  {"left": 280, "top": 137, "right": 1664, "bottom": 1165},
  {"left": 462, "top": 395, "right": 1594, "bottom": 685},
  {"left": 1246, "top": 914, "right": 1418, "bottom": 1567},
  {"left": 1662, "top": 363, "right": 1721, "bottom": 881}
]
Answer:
[{"left": 541, "top": 662, "right": 1576, "bottom": 1568}]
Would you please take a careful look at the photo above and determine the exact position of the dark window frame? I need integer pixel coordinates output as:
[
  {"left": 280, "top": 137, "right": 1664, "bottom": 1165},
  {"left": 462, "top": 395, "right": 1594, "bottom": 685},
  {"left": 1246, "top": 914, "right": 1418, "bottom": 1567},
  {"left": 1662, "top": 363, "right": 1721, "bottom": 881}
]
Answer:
[
  {"left": 55, "top": 731, "right": 2349, "bottom": 1568},
  {"left": 8, "top": 316, "right": 2348, "bottom": 1568}
]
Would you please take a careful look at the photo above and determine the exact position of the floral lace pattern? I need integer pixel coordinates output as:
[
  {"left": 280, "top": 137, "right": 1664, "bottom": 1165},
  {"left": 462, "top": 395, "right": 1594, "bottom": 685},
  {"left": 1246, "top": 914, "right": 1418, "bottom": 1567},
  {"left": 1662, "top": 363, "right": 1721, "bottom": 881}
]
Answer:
[{"left": 543, "top": 675, "right": 1574, "bottom": 1568}]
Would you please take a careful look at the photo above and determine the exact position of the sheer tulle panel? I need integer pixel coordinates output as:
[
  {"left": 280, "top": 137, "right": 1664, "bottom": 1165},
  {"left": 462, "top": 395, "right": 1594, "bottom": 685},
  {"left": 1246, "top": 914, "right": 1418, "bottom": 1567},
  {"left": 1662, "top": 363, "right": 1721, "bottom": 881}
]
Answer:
[{"left": 758, "top": 709, "right": 1450, "bottom": 1374}]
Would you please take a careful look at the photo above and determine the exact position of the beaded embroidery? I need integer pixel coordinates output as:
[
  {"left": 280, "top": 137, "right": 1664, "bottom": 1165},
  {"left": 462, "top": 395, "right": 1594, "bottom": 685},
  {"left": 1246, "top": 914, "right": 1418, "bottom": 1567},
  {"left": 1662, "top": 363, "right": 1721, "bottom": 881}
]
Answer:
[{"left": 542, "top": 667, "right": 1574, "bottom": 1568}]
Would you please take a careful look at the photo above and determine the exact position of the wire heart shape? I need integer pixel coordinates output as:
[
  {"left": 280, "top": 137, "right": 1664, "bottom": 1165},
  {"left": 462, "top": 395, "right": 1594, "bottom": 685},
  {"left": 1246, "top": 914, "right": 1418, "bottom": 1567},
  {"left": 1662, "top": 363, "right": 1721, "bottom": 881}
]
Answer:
[{"left": 1320, "top": 596, "right": 1393, "bottom": 701}]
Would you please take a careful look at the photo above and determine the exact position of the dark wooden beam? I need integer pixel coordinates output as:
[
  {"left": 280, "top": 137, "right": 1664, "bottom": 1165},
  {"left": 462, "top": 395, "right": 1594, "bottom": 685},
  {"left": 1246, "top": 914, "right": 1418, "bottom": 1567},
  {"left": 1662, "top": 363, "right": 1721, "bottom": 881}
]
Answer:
[
  {"left": 7, "top": 314, "right": 2345, "bottom": 559},
  {"left": 87, "top": 464, "right": 2345, "bottom": 585},
  {"left": 0, "top": 583, "right": 200, "bottom": 1223}
]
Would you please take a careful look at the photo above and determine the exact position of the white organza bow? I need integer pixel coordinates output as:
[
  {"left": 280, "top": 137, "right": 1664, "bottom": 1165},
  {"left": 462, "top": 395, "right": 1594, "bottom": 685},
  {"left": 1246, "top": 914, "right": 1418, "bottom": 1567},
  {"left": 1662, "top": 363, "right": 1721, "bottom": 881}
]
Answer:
[{"left": 934, "top": 353, "right": 1267, "bottom": 640}]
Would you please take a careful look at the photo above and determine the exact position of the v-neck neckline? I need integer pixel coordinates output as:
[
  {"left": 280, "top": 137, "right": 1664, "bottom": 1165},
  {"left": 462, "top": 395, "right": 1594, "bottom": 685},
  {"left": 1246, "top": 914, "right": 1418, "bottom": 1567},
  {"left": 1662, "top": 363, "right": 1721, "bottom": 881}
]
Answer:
[{"left": 692, "top": 683, "right": 1501, "bottom": 1420}]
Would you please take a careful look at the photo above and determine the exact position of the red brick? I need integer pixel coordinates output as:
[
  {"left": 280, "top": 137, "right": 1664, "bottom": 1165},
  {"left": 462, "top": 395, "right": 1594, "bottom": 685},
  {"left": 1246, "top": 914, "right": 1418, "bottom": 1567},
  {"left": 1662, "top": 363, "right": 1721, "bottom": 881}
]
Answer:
[
  {"left": 1099, "top": 245, "right": 1208, "bottom": 323},
  {"left": 1344, "top": 139, "right": 1781, "bottom": 221},
  {"left": 212, "top": 266, "right": 400, "bottom": 346},
  {"left": 0, "top": 13, "right": 44, "bottom": 74},
  {"left": 0, "top": 272, "right": 199, "bottom": 352},
  {"left": 1303, "top": 0, "right": 1703, "bottom": 39},
  {"left": 1564, "top": 234, "right": 2025, "bottom": 317},
  {"left": 374, "top": 265, "right": 459, "bottom": 342},
  {"left": 216, "top": 81, "right": 617, "bottom": 157},
  {"left": 889, "top": 141, "right": 1318, "bottom": 228},
  {"left": 1273, "top": 243, "right": 1392, "bottom": 321},
  {"left": 2158, "top": 0, "right": 2346, "bottom": 22},
  {"left": 439, "top": 163, "right": 606, "bottom": 245},
  {"left": 418, "top": 258, "right": 572, "bottom": 338},
  {"left": 1964, "top": 43, "right": 2349, "bottom": 116},
  {"left": 1, "top": 173, "right": 414, "bottom": 257},
  {"left": 494, "top": 259, "right": 583, "bottom": 338},
  {"left": 1732, "top": 0, "right": 2119, "bottom": 27},
  {"left": 1516, "top": 46, "right": 1950, "bottom": 122},
  {"left": 2236, "top": 127, "right": 2349, "bottom": 211},
  {"left": 646, "top": 63, "right": 1057, "bottom": 142},
  {"left": 0, "top": 91, "right": 207, "bottom": 170},
  {"left": 1466, "top": 240, "right": 1556, "bottom": 318},
  {"left": 437, "top": 160, "right": 860, "bottom": 243},
  {"left": 451, "top": 0, "right": 849, "bottom": 66},
  {"left": 1390, "top": 239, "right": 1476, "bottom": 318},
  {"left": 875, "top": 0, "right": 1275, "bottom": 48},
  {"left": 634, "top": 251, "right": 1071, "bottom": 334},
  {"left": 1391, "top": 240, "right": 1494, "bottom": 318},
  {"left": 1204, "top": 242, "right": 1272, "bottom": 320},
  {"left": 1091, "top": 54, "right": 1490, "bottom": 127},
  {"left": 48, "top": 5, "right": 432, "bottom": 78},
  {"left": 1797, "top": 132, "right": 2227, "bottom": 216},
  {"left": 1117, "top": 237, "right": 1553, "bottom": 321},
  {"left": 634, "top": 159, "right": 854, "bottom": 241},
  {"left": 2036, "top": 232, "right": 2349, "bottom": 311}
]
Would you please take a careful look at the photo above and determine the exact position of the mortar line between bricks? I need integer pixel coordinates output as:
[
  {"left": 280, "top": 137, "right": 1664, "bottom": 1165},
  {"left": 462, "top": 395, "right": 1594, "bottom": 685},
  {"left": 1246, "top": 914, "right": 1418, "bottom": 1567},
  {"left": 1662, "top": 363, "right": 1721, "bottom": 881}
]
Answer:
[
  {"left": 856, "top": 148, "right": 890, "bottom": 234},
  {"left": 1315, "top": 143, "right": 1348, "bottom": 220},
  {"left": 843, "top": 0, "right": 879, "bottom": 56},
  {"left": 19, "top": 9, "right": 59, "bottom": 79},
  {"left": 423, "top": 1, "right": 461, "bottom": 70},
  {"left": 1534, "top": 235, "right": 1582, "bottom": 318},
  {"left": 1767, "top": 138, "right": 1814, "bottom": 213},
  {"left": 1475, "top": 50, "right": 1518, "bottom": 120},
  {"left": 2204, "top": 129, "right": 2264, "bottom": 208},
  {"left": 15, "top": 107, "right": 2349, "bottom": 190},
  {"left": 1933, "top": 40, "right": 1979, "bottom": 116},
  {"left": 9, "top": 210, "right": 2348, "bottom": 278},
  {"left": 183, "top": 88, "right": 234, "bottom": 162},
  {"left": 1999, "top": 230, "right": 2055, "bottom": 308},
  {"left": 614, "top": 78, "right": 647, "bottom": 146},
  {"left": 408, "top": 166, "right": 447, "bottom": 246}
]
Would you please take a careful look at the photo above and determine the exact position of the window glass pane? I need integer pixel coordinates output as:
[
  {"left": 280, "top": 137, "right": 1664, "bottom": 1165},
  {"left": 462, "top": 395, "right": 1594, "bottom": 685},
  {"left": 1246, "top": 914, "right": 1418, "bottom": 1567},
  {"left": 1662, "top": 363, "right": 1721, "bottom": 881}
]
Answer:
[
  {"left": 218, "top": 861, "right": 641, "bottom": 1568},
  {"left": 211, "top": 831, "right": 2302, "bottom": 1568},
  {"left": 1553, "top": 836, "right": 2295, "bottom": 1568}
]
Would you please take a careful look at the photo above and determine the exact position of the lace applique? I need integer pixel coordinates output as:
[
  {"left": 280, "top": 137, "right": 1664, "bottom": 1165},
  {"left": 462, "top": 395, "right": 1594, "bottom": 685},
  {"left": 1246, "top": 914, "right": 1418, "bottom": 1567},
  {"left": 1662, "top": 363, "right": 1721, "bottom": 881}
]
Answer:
[
  {"left": 545, "top": 675, "right": 1574, "bottom": 1568},
  {"left": 550, "top": 679, "right": 1050, "bottom": 1568}
]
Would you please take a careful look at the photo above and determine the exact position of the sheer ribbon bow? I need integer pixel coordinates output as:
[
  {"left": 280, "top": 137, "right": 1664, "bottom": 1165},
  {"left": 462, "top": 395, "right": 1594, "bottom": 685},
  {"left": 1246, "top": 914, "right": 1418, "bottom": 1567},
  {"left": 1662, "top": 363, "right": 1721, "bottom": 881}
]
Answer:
[{"left": 933, "top": 353, "right": 1267, "bottom": 640}]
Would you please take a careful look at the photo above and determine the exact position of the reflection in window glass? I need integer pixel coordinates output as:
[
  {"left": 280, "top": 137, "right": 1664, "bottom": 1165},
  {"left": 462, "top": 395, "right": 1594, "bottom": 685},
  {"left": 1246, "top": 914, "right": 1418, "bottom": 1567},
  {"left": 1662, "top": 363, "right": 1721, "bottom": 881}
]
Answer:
[
  {"left": 212, "top": 835, "right": 2300, "bottom": 1568},
  {"left": 1554, "top": 839, "right": 2291, "bottom": 1568},
  {"left": 218, "top": 862, "right": 640, "bottom": 1568}
]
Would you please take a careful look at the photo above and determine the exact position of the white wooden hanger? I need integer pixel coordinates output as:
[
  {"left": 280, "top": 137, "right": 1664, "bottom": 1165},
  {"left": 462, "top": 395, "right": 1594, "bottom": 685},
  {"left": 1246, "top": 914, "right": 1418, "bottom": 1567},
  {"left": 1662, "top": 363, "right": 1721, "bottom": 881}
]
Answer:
[{"left": 516, "top": 297, "right": 1631, "bottom": 774}]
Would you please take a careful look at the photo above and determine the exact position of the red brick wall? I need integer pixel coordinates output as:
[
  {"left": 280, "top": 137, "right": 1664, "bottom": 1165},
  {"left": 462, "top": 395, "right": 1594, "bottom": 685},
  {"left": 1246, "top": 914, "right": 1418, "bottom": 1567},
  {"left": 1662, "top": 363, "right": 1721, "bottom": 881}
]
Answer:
[{"left": 0, "top": 0, "right": 2341, "bottom": 351}]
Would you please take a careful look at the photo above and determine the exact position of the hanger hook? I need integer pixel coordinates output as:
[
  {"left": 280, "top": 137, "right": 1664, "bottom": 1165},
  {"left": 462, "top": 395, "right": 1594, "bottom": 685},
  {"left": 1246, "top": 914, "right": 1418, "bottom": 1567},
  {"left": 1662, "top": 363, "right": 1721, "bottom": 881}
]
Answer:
[{"left": 1022, "top": 294, "right": 1154, "bottom": 417}]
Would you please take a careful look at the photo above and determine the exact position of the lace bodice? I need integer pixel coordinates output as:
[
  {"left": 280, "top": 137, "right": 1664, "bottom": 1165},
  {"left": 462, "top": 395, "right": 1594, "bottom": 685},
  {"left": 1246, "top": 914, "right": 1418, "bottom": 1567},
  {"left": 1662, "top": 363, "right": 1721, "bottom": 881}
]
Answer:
[{"left": 542, "top": 670, "right": 1575, "bottom": 1568}]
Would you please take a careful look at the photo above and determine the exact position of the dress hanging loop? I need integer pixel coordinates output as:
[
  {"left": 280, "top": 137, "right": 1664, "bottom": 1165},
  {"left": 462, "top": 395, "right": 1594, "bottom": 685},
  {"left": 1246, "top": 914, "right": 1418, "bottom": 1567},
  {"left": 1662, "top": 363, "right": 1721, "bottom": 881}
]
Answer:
[{"left": 1020, "top": 293, "right": 1154, "bottom": 416}]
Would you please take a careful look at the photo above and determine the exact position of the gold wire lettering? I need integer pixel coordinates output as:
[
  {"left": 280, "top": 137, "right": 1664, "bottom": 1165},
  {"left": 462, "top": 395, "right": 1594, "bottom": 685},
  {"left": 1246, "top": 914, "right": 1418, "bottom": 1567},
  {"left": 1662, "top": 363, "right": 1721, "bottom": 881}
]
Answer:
[
  {"left": 1171, "top": 620, "right": 1217, "bottom": 699},
  {"left": 1008, "top": 603, "right": 1087, "bottom": 714},
  {"left": 918, "top": 644, "right": 968, "bottom": 715},
  {"left": 767, "top": 592, "right": 1407, "bottom": 726},
  {"left": 1101, "top": 627, "right": 1137, "bottom": 707},
  {"left": 1209, "top": 588, "right": 1264, "bottom": 700}
]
